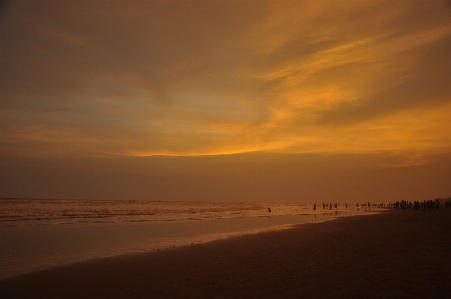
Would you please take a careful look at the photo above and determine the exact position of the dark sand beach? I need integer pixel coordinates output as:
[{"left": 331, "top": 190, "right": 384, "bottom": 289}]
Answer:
[{"left": 1, "top": 209, "right": 450, "bottom": 299}]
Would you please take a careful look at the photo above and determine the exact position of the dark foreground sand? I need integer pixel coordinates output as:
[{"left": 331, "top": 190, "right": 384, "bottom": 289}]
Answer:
[{"left": 1, "top": 209, "right": 450, "bottom": 299}]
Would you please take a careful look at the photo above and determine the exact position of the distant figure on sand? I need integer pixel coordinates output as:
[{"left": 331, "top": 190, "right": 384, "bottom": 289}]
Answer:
[
  {"left": 323, "top": 203, "right": 325, "bottom": 209},
  {"left": 313, "top": 203, "right": 316, "bottom": 210},
  {"left": 268, "top": 207, "right": 271, "bottom": 212}
]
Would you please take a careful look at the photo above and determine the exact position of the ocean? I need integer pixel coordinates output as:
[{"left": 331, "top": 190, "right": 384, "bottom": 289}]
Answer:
[{"left": 0, "top": 199, "right": 373, "bottom": 280}]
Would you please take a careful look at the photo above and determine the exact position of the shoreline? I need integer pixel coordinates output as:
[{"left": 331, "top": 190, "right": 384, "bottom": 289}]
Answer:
[
  {"left": 0, "top": 208, "right": 371, "bottom": 280},
  {"left": 1, "top": 208, "right": 450, "bottom": 298}
]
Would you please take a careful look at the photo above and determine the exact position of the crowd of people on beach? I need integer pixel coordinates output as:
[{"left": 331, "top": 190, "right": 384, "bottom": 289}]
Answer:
[
  {"left": 311, "top": 198, "right": 451, "bottom": 211},
  {"left": 312, "top": 202, "right": 386, "bottom": 211},
  {"left": 392, "top": 198, "right": 451, "bottom": 211},
  {"left": 312, "top": 203, "right": 342, "bottom": 210}
]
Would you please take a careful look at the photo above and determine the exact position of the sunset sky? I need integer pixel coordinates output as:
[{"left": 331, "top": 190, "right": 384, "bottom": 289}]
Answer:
[{"left": 1, "top": 1, "right": 451, "bottom": 204}]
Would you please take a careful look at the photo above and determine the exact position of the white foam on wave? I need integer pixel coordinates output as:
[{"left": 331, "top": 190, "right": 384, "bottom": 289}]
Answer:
[{"left": 0, "top": 199, "right": 270, "bottom": 227}]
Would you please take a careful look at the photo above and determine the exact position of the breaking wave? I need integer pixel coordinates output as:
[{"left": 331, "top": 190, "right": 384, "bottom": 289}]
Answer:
[{"left": 1, "top": 199, "right": 306, "bottom": 227}]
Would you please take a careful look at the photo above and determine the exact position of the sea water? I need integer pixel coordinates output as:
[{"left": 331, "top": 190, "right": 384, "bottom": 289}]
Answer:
[{"left": 0, "top": 199, "right": 374, "bottom": 280}]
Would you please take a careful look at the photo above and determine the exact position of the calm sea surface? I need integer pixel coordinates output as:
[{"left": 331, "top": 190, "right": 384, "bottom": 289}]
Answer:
[{"left": 0, "top": 199, "right": 375, "bottom": 280}]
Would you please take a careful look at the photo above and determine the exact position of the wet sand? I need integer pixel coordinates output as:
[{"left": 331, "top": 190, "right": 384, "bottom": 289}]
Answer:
[{"left": 1, "top": 208, "right": 450, "bottom": 298}]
